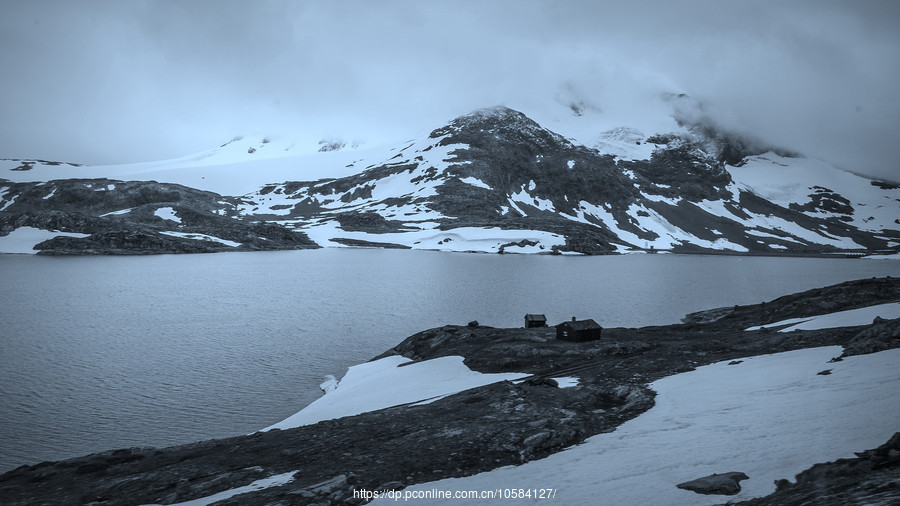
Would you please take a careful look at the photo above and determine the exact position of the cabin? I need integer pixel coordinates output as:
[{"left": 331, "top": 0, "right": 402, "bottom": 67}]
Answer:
[
  {"left": 556, "top": 317, "right": 603, "bottom": 342},
  {"left": 524, "top": 314, "right": 547, "bottom": 328}
]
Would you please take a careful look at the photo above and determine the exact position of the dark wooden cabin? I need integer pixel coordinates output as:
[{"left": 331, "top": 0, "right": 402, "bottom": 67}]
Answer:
[
  {"left": 556, "top": 317, "right": 603, "bottom": 342},
  {"left": 525, "top": 314, "right": 547, "bottom": 328}
]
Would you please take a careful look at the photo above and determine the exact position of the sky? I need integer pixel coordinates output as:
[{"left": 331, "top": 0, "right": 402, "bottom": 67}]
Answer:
[{"left": 1, "top": 0, "right": 898, "bottom": 181}]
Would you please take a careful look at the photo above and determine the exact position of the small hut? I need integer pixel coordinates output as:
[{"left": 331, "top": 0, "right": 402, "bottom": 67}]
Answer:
[
  {"left": 525, "top": 314, "right": 547, "bottom": 328},
  {"left": 556, "top": 317, "right": 603, "bottom": 342}
]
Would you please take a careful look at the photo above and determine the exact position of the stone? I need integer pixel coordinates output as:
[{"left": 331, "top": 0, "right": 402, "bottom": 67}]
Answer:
[{"left": 676, "top": 472, "right": 749, "bottom": 495}]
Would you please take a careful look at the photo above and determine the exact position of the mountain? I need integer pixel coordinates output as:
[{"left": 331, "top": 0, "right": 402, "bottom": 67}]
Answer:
[{"left": 1, "top": 106, "right": 898, "bottom": 255}]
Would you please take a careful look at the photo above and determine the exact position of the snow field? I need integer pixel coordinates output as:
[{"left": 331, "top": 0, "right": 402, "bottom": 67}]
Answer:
[
  {"left": 728, "top": 153, "right": 900, "bottom": 234},
  {"left": 378, "top": 346, "right": 900, "bottom": 505}
]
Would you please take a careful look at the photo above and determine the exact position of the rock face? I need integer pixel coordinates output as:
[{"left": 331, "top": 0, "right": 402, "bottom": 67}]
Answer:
[
  {"left": 0, "top": 179, "right": 318, "bottom": 254},
  {"left": 842, "top": 316, "right": 900, "bottom": 357},
  {"left": 676, "top": 471, "right": 749, "bottom": 495},
  {"left": 227, "top": 106, "right": 899, "bottom": 255}
]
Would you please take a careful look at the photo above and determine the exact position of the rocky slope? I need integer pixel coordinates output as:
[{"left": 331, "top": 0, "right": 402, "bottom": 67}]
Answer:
[
  {"left": 0, "top": 277, "right": 897, "bottom": 505},
  {"left": 0, "top": 179, "right": 317, "bottom": 254},
  {"left": 2, "top": 106, "right": 898, "bottom": 255},
  {"left": 232, "top": 106, "right": 899, "bottom": 255}
]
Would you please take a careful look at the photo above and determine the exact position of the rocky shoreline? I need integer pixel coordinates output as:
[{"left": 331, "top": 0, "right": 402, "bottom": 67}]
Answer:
[{"left": 1, "top": 278, "right": 898, "bottom": 505}]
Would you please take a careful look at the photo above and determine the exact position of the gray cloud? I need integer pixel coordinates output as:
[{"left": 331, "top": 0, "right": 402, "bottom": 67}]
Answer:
[{"left": 1, "top": 0, "right": 898, "bottom": 181}]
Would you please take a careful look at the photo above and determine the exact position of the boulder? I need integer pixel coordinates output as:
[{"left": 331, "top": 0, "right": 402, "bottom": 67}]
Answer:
[{"left": 676, "top": 471, "right": 749, "bottom": 495}]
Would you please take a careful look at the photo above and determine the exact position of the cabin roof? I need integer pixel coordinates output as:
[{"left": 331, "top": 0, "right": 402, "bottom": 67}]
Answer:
[
  {"left": 525, "top": 314, "right": 547, "bottom": 321},
  {"left": 559, "top": 319, "right": 601, "bottom": 330}
]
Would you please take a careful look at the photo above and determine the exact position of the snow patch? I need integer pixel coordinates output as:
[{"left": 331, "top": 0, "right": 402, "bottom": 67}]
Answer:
[
  {"left": 551, "top": 377, "right": 579, "bottom": 388},
  {"left": 100, "top": 208, "right": 133, "bottom": 217},
  {"left": 745, "top": 302, "right": 900, "bottom": 332},
  {"left": 154, "top": 207, "right": 181, "bottom": 223},
  {"left": 263, "top": 355, "right": 528, "bottom": 430},
  {"left": 143, "top": 470, "right": 298, "bottom": 506},
  {"left": 459, "top": 176, "right": 492, "bottom": 190},
  {"left": 159, "top": 231, "right": 241, "bottom": 247},
  {"left": 0, "top": 227, "right": 90, "bottom": 254},
  {"left": 0, "top": 194, "right": 17, "bottom": 211}
]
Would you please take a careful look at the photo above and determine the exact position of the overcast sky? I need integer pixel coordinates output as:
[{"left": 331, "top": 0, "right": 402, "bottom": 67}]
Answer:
[{"left": 1, "top": 0, "right": 898, "bottom": 180}]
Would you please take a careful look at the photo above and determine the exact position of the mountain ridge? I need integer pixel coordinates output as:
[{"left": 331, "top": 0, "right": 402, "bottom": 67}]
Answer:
[{"left": 1, "top": 106, "right": 898, "bottom": 256}]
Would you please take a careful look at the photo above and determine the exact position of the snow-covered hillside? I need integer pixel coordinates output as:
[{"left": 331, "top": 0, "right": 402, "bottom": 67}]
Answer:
[{"left": 2, "top": 104, "right": 898, "bottom": 256}]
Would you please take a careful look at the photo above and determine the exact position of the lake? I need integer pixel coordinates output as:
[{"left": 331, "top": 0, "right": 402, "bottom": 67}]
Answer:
[{"left": 1, "top": 249, "right": 898, "bottom": 472}]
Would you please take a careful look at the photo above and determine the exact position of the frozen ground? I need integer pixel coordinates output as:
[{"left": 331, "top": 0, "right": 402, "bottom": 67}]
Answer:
[{"left": 376, "top": 346, "right": 900, "bottom": 504}]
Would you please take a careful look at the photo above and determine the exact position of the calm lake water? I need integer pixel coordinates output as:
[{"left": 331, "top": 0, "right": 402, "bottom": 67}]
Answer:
[{"left": 1, "top": 249, "right": 898, "bottom": 472}]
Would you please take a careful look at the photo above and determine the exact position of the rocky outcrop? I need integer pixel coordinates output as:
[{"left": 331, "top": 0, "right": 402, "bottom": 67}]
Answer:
[
  {"left": 0, "top": 179, "right": 319, "bottom": 254},
  {"left": 676, "top": 471, "right": 749, "bottom": 495},
  {"left": 682, "top": 277, "right": 900, "bottom": 332},
  {"left": 842, "top": 316, "right": 900, "bottom": 357},
  {"left": 736, "top": 433, "right": 900, "bottom": 505}
]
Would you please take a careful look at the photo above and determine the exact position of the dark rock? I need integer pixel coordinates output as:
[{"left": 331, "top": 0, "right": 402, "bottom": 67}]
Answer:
[
  {"left": 676, "top": 471, "right": 749, "bottom": 495},
  {"left": 467, "top": 320, "right": 479, "bottom": 327},
  {"left": 728, "top": 360, "right": 743, "bottom": 365},
  {"left": 524, "top": 377, "right": 559, "bottom": 387},
  {"left": 842, "top": 317, "right": 900, "bottom": 357},
  {"left": 735, "top": 433, "right": 900, "bottom": 505},
  {"left": 817, "top": 369, "right": 832, "bottom": 375}
]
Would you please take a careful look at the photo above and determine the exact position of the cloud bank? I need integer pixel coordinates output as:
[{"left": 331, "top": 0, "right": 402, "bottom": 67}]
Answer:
[{"left": 1, "top": 0, "right": 898, "bottom": 180}]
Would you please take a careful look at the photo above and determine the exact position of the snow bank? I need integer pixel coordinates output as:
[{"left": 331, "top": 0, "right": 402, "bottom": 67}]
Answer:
[
  {"left": 263, "top": 356, "right": 528, "bottom": 431},
  {"left": 0, "top": 227, "right": 90, "bottom": 254},
  {"left": 379, "top": 347, "right": 900, "bottom": 504},
  {"left": 745, "top": 302, "right": 900, "bottom": 332}
]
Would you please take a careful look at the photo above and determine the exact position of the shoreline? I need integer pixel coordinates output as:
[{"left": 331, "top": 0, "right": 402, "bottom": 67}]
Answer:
[{"left": 1, "top": 277, "right": 899, "bottom": 504}]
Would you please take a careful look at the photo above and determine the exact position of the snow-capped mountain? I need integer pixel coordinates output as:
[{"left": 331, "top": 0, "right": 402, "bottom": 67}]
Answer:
[{"left": 1, "top": 105, "right": 898, "bottom": 255}]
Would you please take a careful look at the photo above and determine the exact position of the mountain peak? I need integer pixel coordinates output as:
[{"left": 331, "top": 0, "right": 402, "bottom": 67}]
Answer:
[{"left": 429, "top": 106, "right": 571, "bottom": 150}]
